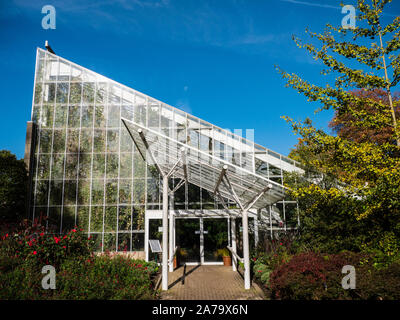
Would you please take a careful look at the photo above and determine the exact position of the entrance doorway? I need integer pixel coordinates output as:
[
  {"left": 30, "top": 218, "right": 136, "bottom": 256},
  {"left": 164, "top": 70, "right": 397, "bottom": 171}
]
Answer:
[
  {"left": 203, "top": 218, "right": 228, "bottom": 262},
  {"left": 175, "top": 217, "right": 228, "bottom": 265},
  {"left": 175, "top": 219, "right": 200, "bottom": 263}
]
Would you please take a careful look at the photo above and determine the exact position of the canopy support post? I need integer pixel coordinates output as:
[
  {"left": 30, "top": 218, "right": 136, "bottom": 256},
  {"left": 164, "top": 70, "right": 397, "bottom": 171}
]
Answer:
[
  {"left": 242, "top": 208, "right": 250, "bottom": 289},
  {"left": 135, "top": 129, "right": 189, "bottom": 291},
  {"left": 162, "top": 174, "right": 169, "bottom": 291},
  {"left": 254, "top": 212, "right": 259, "bottom": 247},
  {"left": 214, "top": 168, "right": 273, "bottom": 290},
  {"left": 169, "top": 194, "right": 175, "bottom": 273},
  {"left": 231, "top": 217, "right": 237, "bottom": 272},
  {"left": 269, "top": 205, "right": 273, "bottom": 239}
]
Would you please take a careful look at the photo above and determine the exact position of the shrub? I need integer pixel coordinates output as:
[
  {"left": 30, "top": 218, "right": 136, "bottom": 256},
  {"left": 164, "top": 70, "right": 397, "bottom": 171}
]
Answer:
[
  {"left": 360, "top": 232, "right": 400, "bottom": 268},
  {"left": 0, "top": 219, "right": 93, "bottom": 269},
  {"left": 355, "top": 261, "right": 400, "bottom": 300},
  {"left": 0, "top": 150, "right": 27, "bottom": 223},
  {"left": 253, "top": 262, "right": 269, "bottom": 280},
  {"left": 269, "top": 251, "right": 370, "bottom": 300},
  {"left": 256, "top": 234, "right": 297, "bottom": 270},
  {"left": 268, "top": 250, "right": 400, "bottom": 300},
  {"left": 0, "top": 254, "right": 158, "bottom": 300},
  {"left": 55, "top": 255, "right": 157, "bottom": 300},
  {"left": 0, "top": 219, "right": 158, "bottom": 300},
  {"left": 144, "top": 260, "right": 159, "bottom": 275},
  {"left": 260, "top": 269, "right": 272, "bottom": 284}
]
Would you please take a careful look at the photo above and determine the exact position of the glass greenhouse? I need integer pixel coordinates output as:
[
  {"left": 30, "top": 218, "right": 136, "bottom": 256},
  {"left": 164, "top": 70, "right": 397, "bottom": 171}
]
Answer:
[{"left": 25, "top": 47, "right": 303, "bottom": 289}]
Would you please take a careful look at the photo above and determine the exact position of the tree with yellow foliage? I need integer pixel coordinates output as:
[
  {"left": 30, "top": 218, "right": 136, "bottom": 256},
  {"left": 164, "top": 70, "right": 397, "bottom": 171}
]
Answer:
[{"left": 279, "top": 0, "right": 400, "bottom": 260}]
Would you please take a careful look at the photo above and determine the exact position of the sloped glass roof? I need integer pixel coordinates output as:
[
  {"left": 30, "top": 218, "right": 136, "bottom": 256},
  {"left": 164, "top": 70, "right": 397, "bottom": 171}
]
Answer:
[
  {"left": 35, "top": 48, "right": 303, "bottom": 189},
  {"left": 122, "top": 118, "right": 285, "bottom": 209}
]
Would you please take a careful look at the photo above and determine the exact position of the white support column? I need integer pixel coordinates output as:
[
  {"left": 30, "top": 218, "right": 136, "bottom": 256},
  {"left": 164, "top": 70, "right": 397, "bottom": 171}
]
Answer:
[
  {"left": 242, "top": 209, "right": 251, "bottom": 290},
  {"left": 200, "top": 217, "right": 204, "bottom": 264},
  {"left": 269, "top": 205, "right": 273, "bottom": 239},
  {"left": 169, "top": 195, "right": 174, "bottom": 272},
  {"left": 169, "top": 212, "right": 174, "bottom": 272},
  {"left": 124, "top": 127, "right": 188, "bottom": 291},
  {"left": 162, "top": 175, "right": 169, "bottom": 291},
  {"left": 145, "top": 214, "right": 149, "bottom": 262},
  {"left": 173, "top": 215, "right": 176, "bottom": 259},
  {"left": 227, "top": 217, "right": 231, "bottom": 246},
  {"left": 254, "top": 213, "right": 259, "bottom": 248},
  {"left": 231, "top": 217, "right": 237, "bottom": 272}
]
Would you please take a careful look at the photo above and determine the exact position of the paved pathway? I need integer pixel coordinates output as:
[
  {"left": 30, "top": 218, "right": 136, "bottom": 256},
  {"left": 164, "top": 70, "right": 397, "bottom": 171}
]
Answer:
[{"left": 160, "top": 265, "right": 264, "bottom": 300}]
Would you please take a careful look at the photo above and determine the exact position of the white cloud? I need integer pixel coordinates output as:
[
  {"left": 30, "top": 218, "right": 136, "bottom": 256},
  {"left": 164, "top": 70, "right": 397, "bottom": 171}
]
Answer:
[
  {"left": 278, "top": 0, "right": 399, "bottom": 17},
  {"left": 232, "top": 34, "right": 276, "bottom": 45},
  {"left": 278, "top": 0, "right": 340, "bottom": 10}
]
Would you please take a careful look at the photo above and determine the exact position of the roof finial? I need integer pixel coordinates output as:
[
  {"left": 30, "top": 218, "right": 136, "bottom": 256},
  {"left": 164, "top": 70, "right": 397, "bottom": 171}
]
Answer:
[{"left": 45, "top": 40, "right": 55, "bottom": 54}]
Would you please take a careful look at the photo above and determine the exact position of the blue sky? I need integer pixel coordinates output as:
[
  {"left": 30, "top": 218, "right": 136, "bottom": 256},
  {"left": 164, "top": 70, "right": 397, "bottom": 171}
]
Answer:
[{"left": 1, "top": 0, "right": 399, "bottom": 159}]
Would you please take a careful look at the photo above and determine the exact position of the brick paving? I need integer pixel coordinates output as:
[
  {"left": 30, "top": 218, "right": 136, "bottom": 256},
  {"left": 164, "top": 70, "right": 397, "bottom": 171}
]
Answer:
[{"left": 160, "top": 265, "right": 265, "bottom": 300}]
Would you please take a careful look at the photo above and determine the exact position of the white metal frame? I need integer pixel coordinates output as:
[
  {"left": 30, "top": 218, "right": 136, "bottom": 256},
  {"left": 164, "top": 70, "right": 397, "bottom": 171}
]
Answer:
[
  {"left": 214, "top": 165, "right": 273, "bottom": 289},
  {"left": 123, "top": 119, "right": 279, "bottom": 290},
  {"left": 145, "top": 210, "right": 255, "bottom": 267},
  {"left": 127, "top": 127, "right": 188, "bottom": 290},
  {"left": 31, "top": 48, "right": 303, "bottom": 253}
]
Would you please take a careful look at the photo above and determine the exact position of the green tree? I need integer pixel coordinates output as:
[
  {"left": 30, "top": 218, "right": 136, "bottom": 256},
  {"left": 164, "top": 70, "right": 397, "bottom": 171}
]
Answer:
[
  {"left": 0, "top": 150, "right": 27, "bottom": 223},
  {"left": 278, "top": 0, "right": 400, "bottom": 257}
]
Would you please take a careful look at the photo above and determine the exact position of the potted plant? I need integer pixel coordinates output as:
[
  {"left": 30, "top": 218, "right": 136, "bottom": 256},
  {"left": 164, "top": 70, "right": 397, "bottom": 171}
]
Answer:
[
  {"left": 217, "top": 248, "right": 232, "bottom": 266},
  {"left": 173, "top": 246, "right": 181, "bottom": 269},
  {"left": 178, "top": 248, "right": 188, "bottom": 264}
]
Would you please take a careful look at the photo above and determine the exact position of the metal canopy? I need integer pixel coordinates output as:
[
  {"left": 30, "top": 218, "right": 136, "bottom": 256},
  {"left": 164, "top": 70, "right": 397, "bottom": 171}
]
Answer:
[{"left": 122, "top": 118, "right": 285, "bottom": 210}]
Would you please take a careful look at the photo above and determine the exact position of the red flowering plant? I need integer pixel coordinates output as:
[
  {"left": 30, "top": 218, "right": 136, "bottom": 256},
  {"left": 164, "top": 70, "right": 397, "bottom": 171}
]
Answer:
[
  {"left": 1, "top": 217, "right": 159, "bottom": 300},
  {"left": 0, "top": 217, "right": 94, "bottom": 270}
]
